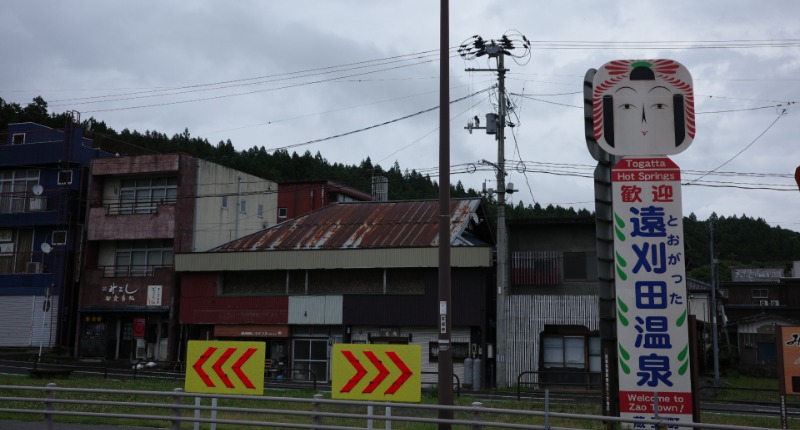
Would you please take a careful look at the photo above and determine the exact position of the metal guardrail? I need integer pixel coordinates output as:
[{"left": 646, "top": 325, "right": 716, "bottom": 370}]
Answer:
[
  {"left": 516, "top": 370, "right": 600, "bottom": 400},
  {"left": 421, "top": 371, "right": 461, "bottom": 397},
  {"left": 0, "top": 384, "right": 778, "bottom": 430}
]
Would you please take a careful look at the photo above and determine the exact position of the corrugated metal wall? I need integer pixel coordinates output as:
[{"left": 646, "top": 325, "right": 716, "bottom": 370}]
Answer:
[
  {"left": 289, "top": 295, "right": 343, "bottom": 325},
  {"left": 505, "top": 295, "right": 598, "bottom": 384},
  {"left": 0, "top": 295, "right": 59, "bottom": 347}
]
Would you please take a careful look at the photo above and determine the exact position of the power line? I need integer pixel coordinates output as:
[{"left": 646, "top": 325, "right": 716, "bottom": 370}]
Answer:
[
  {"left": 685, "top": 110, "right": 788, "bottom": 186},
  {"left": 263, "top": 87, "right": 494, "bottom": 153}
]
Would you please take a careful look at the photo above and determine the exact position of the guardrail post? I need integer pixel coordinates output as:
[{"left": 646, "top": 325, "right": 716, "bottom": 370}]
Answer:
[
  {"left": 471, "top": 401, "right": 483, "bottom": 430},
  {"left": 544, "top": 389, "right": 550, "bottom": 430},
  {"left": 172, "top": 388, "right": 184, "bottom": 430},
  {"left": 312, "top": 393, "right": 323, "bottom": 430},
  {"left": 44, "top": 382, "right": 56, "bottom": 430}
]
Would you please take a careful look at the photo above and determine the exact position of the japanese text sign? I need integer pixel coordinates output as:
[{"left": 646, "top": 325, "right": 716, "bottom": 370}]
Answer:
[
  {"left": 612, "top": 157, "right": 693, "bottom": 426},
  {"left": 777, "top": 326, "right": 800, "bottom": 395}
]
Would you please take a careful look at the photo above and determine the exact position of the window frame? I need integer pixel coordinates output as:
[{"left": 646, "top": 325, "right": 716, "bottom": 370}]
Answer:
[
  {"left": 118, "top": 177, "right": 178, "bottom": 215},
  {"left": 113, "top": 239, "right": 173, "bottom": 277}
]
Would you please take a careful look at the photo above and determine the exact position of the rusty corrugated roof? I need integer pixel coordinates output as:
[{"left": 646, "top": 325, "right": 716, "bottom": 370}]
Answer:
[{"left": 215, "top": 198, "right": 488, "bottom": 251}]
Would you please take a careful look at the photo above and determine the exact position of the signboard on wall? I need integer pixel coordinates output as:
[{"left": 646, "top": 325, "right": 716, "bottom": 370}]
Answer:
[
  {"left": 147, "top": 285, "right": 163, "bottom": 306},
  {"left": 777, "top": 326, "right": 800, "bottom": 395},
  {"left": 611, "top": 157, "right": 693, "bottom": 426}
]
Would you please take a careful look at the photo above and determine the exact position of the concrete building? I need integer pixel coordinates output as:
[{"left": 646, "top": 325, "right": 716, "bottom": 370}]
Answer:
[
  {"left": 77, "top": 153, "right": 277, "bottom": 361},
  {"left": 0, "top": 119, "right": 112, "bottom": 350}
]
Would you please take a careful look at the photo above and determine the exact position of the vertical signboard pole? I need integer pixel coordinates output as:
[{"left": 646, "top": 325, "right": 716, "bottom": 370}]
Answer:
[{"left": 587, "top": 59, "right": 696, "bottom": 428}]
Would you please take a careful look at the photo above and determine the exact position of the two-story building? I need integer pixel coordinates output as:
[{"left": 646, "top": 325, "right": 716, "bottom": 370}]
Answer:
[
  {"left": 0, "top": 119, "right": 112, "bottom": 351},
  {"left": 175, "top": 198, "right": 494, "bottom": 385},
  {"left": 77, "top": 153, "right": 277, "bottom": 361},
  {"left": 718, "top": 265, "right": 800, "bottom": 375},
  {"left": 504, "top": 217, "right": 601, "bottom": 388}
]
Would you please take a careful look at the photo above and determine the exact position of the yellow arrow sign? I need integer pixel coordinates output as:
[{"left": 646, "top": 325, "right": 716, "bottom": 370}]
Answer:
[
  {"left": 185, "top": 340, "right": 265, "bottom": 395},
  {"left": 332, "top": 344, "right": 421, "bottom": 402}
]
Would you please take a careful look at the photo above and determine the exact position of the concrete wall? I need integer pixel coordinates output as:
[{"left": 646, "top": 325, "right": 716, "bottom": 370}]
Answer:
[{"left": 193, "top": 160, "right": 277, "bottom": 252}]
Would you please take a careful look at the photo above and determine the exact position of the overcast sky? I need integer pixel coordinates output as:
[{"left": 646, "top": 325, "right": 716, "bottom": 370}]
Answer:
[{"left": 3, "top": 1, "right": 799, "bottom": 232}]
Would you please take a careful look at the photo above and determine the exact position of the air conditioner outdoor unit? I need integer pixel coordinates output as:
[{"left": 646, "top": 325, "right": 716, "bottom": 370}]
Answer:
[
  {"left": 771, "top": 300, "right": 780, "bottom": 306},
  {"left": 26, "top": 261, "right": 43, "bottom": 274},
  {"left": 759, "top": 299, "right": 769, "bottom": 306}
]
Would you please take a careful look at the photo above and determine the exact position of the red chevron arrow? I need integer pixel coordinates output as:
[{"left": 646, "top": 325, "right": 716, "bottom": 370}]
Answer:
[
  {"left": 232, "top": 347, "right": 257, "bottom": 389},
  {"left": 341, "top": 350, "right": 367, "bottom": 393},
  {"left": 384, "top": 351, "right": 412, "bottom": 395},
  {"left": 192, "top": 347, "right": 217, "bottom": 387},
  {"left": 363, "top": 351, "right": 389, "bottom": 394},
  {"left": 213, "top": 347, "right": 236, "bottom": 388}
]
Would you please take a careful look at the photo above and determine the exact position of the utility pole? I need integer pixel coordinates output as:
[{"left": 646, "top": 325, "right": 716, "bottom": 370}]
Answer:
[
  {"left": 709, "top": 220, "right": 720, "bottom": 387},
  {"left": 460, "top": 33, "right": 529, "bottom": 388},
  {"left": 437, "top": 1, "right": 453, "bottom": 428}
]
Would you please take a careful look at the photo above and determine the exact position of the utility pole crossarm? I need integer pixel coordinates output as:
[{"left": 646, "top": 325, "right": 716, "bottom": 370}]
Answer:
[{"left": 459, "top": 32, "right": 530, "bottom": 390}]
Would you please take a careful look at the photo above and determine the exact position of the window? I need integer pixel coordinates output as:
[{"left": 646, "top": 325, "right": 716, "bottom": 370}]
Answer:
[
  {"left": 239, "top": 199, "right": 247, "bottom": 214},
  {"left": 51, "top": 231, "right": 67, "bottom": 245},
  {"left": 118, "top": 177, "right": 178, "bottom": 214},
  {"left": 113, "top": 239, "right": 173, "bottom": 277},
  {"left": 752, "top": 288, "right": 769, "bottom": 299},
  {"left": 543, "top": 336, "right": 585, "bottom": 369},
  {"left": 563, "top": 251, "right": 597, "bottom": 280},
  {"left": 257, "top": 204, "right": 264, "bottom": 218},
  {"left": 278, "top": 207, "right": 288, "bottom": 218},
  {"left": 292, "top": 339, "right": 329, "bottom": 382},
  {"left": 0, "top": 170, "right": 40, "bottom": 214},
  {"left": 221, "top": 195, "right": 228, "bottom": 209},
  {"left": 12, "top": 133, "right": 25, "bottom": 145},
  {"left": 57, "top": 170, "right": 73, "bottom": 185},
  {"left": 0, "top": 229, "right": 34, "bottom": 274}
]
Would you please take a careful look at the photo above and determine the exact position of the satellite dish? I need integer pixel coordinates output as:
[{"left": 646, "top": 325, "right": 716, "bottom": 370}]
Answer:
[
  {"left": 40, "top": 243, "right": 52, "bottom": 254},
  {"left": 32, "top": 184, "right": 43, "bottom": 196}
]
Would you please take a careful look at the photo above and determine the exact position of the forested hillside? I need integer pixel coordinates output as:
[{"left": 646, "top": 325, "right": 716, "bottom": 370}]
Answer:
[{"left": 3, "top": 97, "right": 799, "bottom": 281}]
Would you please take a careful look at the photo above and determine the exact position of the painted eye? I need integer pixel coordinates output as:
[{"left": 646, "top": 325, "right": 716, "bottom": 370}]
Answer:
[
  {"left": 619, "top": 103, "right": 635, "bottom": 110},
  {"left": 652, "top": 103, "right": 668, "bottom": 109}
]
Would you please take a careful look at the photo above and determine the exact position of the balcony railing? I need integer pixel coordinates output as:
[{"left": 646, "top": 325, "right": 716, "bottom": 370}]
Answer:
[
  {"left": 100, "top": 265, "right": 172, "bottom": 278},
  {"left": 0, "top": 193, "right": 47, "bottom": 214},
  {"left": 511, "top": 251, "right": 562, "bottom": 285},
  {"left": 100, "top": 199, "right": 176, "bottom": 216}
]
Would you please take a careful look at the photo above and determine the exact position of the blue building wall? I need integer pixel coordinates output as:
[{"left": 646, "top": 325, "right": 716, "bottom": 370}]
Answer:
[{"left": 0, "top": 120, "right": 113, "bottom": 348}]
